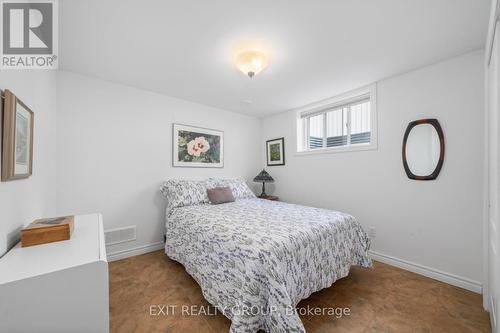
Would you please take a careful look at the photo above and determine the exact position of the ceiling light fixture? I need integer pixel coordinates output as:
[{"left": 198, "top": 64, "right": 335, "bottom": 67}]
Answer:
[{"left": 235, "top": 51, "right": 268, "bottom": 78}]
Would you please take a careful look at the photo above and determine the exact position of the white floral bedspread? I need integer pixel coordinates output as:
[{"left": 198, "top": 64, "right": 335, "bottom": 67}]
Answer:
[{"left": 165, "top": 198, "right": 371, "bottom": 333}]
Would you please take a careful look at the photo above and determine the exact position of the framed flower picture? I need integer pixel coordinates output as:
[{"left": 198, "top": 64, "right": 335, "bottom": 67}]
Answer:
[
  {"left": 172, "top": 124, "right": 224, "bottom": 168},
  {"left": 266, "top": 137, "right": 285, "bottom": 166},
  {"left": 1, "top": 90, "right": 34, "bottom": 181}
]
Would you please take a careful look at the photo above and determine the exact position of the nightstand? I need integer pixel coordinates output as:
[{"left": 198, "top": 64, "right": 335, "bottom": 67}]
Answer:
[{"left": 258, "top": 195, "right": 279, "bottom": 201}]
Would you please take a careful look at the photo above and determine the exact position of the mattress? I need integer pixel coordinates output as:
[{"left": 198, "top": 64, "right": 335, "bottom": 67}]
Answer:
[{"left": 165, "top": 198, "right": 371, "bottom": 333}]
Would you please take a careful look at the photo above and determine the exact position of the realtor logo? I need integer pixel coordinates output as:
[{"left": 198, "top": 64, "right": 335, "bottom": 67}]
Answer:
[{"left": 1, "top": 0, "right": 58, "bottom": 69}]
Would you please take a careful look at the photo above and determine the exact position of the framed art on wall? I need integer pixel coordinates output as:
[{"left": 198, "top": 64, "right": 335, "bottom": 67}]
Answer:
[
  {"left": 1, "top": 90, "right": 34, "bottom": 181},
  {"left": 266, "top": 137, "right": 285, "bottom": 166},
  {"left": 172, "top": 123, "right": 224, "bottom": 168}
]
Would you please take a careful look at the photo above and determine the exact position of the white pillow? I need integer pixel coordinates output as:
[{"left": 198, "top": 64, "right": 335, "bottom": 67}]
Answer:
[
  {"left": 160, "top": 179, "right": 210, "bottom": 214},
  {"left": 208, "top": 178, "right": 256, "bottom": 199}
]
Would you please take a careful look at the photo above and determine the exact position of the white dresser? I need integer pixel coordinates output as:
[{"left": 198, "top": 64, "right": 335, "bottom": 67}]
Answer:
[{"left": 0, "top": 214, "right": 109, "bottom": 333}]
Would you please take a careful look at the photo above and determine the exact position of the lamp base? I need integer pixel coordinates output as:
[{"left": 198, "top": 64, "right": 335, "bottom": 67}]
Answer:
[{"left": 259, "top": 182, "right": 267, "bottom": 197}]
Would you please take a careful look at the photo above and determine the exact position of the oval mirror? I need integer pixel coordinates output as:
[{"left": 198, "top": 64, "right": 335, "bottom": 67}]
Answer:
[{"left": 402, "top": 119, "right": 444, "bottom": 180}]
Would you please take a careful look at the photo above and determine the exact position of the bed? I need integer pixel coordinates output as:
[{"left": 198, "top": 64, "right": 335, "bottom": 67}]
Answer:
[{"left": 162, "top": 179, "right": 371, "bottom": 333}]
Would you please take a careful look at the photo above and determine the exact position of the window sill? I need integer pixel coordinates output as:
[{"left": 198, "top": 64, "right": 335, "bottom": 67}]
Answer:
[{"left": 295, "top": 143, "right": 377, "bottom": 156}]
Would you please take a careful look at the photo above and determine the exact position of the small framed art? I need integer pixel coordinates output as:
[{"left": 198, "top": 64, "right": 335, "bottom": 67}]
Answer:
[
  {"left": 266, "top": 137, "right": 285, "bottom": 166},
  {"left": 172, "top": 124, "right": 224, "bottom": 168},
  {"left": 1, "top": 90, "right": 34, "bottom": 181}
]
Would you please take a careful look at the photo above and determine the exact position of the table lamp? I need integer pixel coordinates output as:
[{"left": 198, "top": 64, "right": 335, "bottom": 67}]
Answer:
[{"left": 253, "top": 169, "right": 274, "bottom": 198}]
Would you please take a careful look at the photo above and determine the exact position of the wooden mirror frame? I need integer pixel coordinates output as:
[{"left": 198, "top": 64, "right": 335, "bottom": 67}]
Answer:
[{"left": 402, "top": 118, "right": 445, "bottom": 181}]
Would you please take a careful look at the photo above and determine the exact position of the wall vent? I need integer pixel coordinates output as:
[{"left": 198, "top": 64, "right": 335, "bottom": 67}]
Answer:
[{"left": 105, "top": 226, "right": 136, "bottom": 246}]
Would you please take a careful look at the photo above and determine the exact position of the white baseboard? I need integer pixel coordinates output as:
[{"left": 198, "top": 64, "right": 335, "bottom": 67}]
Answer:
[
  {"left": 370, "top": 250, "right": 482, "bottom": 294},
  {"left": 107, "top": 241, "right": 164, "bottom": 262},
  {"left": 106, "top": 245, "right": 482, "bottom": 293}
]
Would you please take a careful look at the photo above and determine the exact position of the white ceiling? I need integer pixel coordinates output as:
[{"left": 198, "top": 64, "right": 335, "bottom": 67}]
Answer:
[{"left": 60, "top": 0, "right": 490, "bottom": 117}]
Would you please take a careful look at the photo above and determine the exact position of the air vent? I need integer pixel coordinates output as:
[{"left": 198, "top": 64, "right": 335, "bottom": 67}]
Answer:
[{"left": 105, "top": 226, "right": 136, "bottom": 246}]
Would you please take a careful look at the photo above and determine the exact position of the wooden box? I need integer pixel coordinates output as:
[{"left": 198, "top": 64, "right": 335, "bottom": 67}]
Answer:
[{"left": 21, "top": 216, "right": 75, "bottom": 247}]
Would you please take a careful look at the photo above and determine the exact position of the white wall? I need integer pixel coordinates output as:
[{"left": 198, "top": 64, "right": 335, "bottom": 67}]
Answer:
[
  {"left": 260, "top": 50, "right": 485, "bottom": 288},
  {"left": 0, "top": 51, "right": 484, "bottom": 295},
  {"left": 56, "top": 72, "right": 261, "bottom": 255},
  {"left": 0, "top": 71, "right": 57, "bottom": 256}
]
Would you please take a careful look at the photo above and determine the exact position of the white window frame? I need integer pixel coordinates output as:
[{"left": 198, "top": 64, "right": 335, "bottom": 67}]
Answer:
[{"left": 296, "top": 84, "right": 378, "bottom": 155}]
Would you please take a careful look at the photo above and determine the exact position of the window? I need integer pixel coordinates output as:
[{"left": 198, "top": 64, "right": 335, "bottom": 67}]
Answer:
[{"left": 297, "top": 85, "right": 377, "bottom": 153}]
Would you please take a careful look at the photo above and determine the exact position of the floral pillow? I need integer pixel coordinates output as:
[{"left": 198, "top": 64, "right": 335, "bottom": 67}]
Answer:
[
  {"left": 208, "top": 178, "right": 256, "bottom": 199},
  {"left": 160, "top": 179, "right": 210, "bottom": 214}
]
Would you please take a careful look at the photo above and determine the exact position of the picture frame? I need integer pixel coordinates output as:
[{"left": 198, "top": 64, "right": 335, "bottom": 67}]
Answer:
[
  {"left": 1, "top": 89, "right": 34, "bottom": 181},
  {"left": 266, "top": 137, "right": 285, "bottom": 166},
  {"left": 172, "top": 123, "right": 224, "bottom": 168}
]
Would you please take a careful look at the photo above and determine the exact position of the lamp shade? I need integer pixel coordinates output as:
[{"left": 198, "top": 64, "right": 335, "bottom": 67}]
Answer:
[
  {"left": 236, "top": 51, "right": 268, "bottom": 78},
  {"left": 253, "top": 169, "right": 274, "bottom": 183}
]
